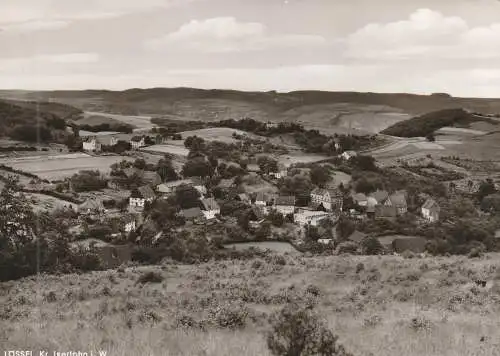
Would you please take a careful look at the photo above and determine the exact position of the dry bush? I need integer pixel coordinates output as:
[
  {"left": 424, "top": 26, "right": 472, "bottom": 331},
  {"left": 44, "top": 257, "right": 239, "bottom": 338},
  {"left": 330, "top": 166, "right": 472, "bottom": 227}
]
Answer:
[{"left": 266, "top": 303, "right": 353, "bottom": 356}]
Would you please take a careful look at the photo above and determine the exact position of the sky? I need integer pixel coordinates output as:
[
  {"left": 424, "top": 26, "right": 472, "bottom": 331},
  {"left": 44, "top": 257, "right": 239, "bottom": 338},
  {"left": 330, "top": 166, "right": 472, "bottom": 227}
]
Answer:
[{"left": 2, "top": 0, "right": 500, "bottom": 97}]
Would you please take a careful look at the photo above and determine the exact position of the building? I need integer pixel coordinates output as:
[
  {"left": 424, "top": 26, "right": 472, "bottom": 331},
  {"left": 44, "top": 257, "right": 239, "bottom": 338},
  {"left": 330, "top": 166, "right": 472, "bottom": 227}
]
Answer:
[
  {"left": 246, "top": 164, "right": 261, "bottom": 173},
  {"left": 82, "top": 137, "right": 103, "bottom": 152},
  {"left": 351, "top": 192, "right": 368, "bottom": 207},
  {"left": 377, "top": 235, "right": 427, "bottom": 254},
  {"left": 200, "top": 198, "right": 220, "bottom": 220},
  {"left": 341, "top": 150, "right": 357, "bottom": 160},
  {"left": 421, "top": 198, "right": 440, "bottom": 222},
  {"left": 255, "top": 192, "right": 275, "bottom": 206},
  {"left": 385, "top": 192, "right": 408, "bottom": 215},
  {"left": 310, "top": 188, "right": 343, "bottom": 212},
  {"left": 130, "top": 136, "right": 146, "bottom": 149},
  {"left": 129, "top": 185, "right": 155, "bottom": 209},
  {"left": 375, "top": 205, "right": 398, "bottom": 220},
  {"left": 269, "top": 164, "right": 287, "bottom": 179},
  {"left": 274, "top": 196, "right": 296, "bottom": 215},
  {"left": 123, "top": 214, "right": 138, "bottom": 233},
  {"left": 369, "top": 190, "right": 389, "bottom": 205},
  {"left": 157, "top": 179, "right": 194, "bottom": 195},
  {"left": 294, "top": 210, "right": 331, "bottom": 227},
  {"left": 218, "top": 178, "right": 235, "bottom": 190},
  {"left": 236, "top": 193, "right": 251, "bottom": 204},
  {"left": 180, "top": 207, "right": 204, "bottom": 223},
  {"left": 191, "top": 177, "right": 207, "bottom": 196}
]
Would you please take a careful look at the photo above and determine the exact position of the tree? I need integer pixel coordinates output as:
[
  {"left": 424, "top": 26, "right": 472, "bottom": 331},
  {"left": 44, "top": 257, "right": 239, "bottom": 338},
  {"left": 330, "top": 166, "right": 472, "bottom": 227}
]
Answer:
[
  {"left": 350, "top": 155, "right": 377, "bottom": 171},
  {"left": 267, "top": 304, "right": 353, "bottom": 356},
  {"left": 361, "top": 236, "right": 383, "bottom": 255},
  {"left": 133, "top": 158, "right": 147, "bottom": 170},
  {"left": 310, "top": 166, "right": 331, "bottom": 188},
  {"left": 481, "top": 193, "right": 500, "bottom": 212},
  {"left": 69, "top": 170, "right": 107, "bottom": 192},
  {"left": 268, "top": 210, "right": 285, "bottom": 227},
  {"left": 175, "top": 184, "right": 201, "bottom": 209},
  {"left": 184, "top": 135, "right": 205, "bottom": 152},
  {"left": 280, "top": 175, "right": 313, "bottom": 206},
  {"left": 477, "top": 179, "right": 497, "bottom": 201},
  {"left": 257, "top": 155, "right": 279, "bottom": 174},
  {"left": 336, "top": 215, "right": 355, "bottom": 241},
  {"left": 182, "top": 157, "right": 214, "bottom": 178},
  {"left": 425, "top": 133, "right": 436, "bottom": 142},
  {"left": 156, "top": 156, "right": 178, "bottom": 182}
]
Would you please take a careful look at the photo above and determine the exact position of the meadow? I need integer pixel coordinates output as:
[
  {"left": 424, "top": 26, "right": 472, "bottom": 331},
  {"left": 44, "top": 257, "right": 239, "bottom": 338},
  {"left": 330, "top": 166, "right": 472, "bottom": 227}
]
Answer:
[{"left": 2, "top": 253, "right": 500, "bottom": 356}]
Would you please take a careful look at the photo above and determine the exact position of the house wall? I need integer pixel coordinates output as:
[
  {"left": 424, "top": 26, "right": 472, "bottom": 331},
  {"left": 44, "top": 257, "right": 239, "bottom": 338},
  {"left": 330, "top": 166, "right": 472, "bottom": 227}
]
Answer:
[
  {"left": 276, "top": 205, "right": 295, "bottom": 216},
  {"left": 203, "top": 209, "right": 220, "bottom": 220},
  {"left": 129, "top": 197, "right": 146, "bottom": 208}
]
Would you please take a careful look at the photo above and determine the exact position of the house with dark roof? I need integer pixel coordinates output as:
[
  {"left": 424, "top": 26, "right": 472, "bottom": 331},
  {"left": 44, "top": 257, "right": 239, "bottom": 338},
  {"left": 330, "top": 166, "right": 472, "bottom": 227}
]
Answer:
[
  {"left": 375, "top": 205, "right": 397, "bottom": 220},
  {"left": 157, "top": 179, "right": 194, "bottom": 195},
  {"left": 385, "top": 192, "right": 408, "bottom": 215},
  {"left": 377, "top": 235, "right": 427, "bottom": 254},
  {"left": 421, "top": 198, "right": 440, "bottom": 222},
  {"left": 129, "top": 185, "right": 155, "bottom": 209},
  {"left": 200, "top": 198, "right": 220, "bottom": 220},
  {"left": 255, "top": 192, "right": 276, "bottom": 206},
  {"left": 274, "top": 196, "right": 296, "bottom": 215},
  {"left": 310, "top": 188, "right": 343, "bottom": 212}
]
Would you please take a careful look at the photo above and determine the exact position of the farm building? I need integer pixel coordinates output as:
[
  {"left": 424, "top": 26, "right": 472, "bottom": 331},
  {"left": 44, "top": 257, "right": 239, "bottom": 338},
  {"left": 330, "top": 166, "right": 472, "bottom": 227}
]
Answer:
[
  {"left": 200, "top": 198, "right": 220, "bottom": 220},
  {"left": 422, "top": 199, "right": 440, "bottom": 222},
  {"left": 255, "top": 192, "right": 276, "bottom": 206},
  {"left": 274, "top": 196, "right": 296, "bottom": 215},
  {"left": 310, "top": 188, "right": 343, "bottom": 212},
  {"left": 157, "top": 179, "right": 194, "bottom": 195},
  {"left": 246, "top": 164, "right": 261, "bottom": 173},
  {"left": 130, "top": 136, "right": 146, "bottom": 149},
  {"left": 129, "top": 185, "right": 155, "bottom": 209},
  {"left": 236, "top": 193, "right": 251, "bottom": 204},
  {"left": 377, "top": 235, "right": 427, "bottom": 254},
  {"left": 294, "top": 210, "right": 331, "bottom": 227},
  {"left": 385, "top": 192, "right": 408, "bottom": 215}
]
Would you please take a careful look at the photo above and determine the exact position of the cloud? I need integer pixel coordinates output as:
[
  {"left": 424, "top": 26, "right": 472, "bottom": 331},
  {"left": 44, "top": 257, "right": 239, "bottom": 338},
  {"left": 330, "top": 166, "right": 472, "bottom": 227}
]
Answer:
[
  {"left": 0, "top": 0, "right": 196, "bottom": 32},
  {"left": 345, "top": 8, "right": 500, "bottom": 60},
  {"left": 145, "top": 17, "right": 327, "bottom": 52}
]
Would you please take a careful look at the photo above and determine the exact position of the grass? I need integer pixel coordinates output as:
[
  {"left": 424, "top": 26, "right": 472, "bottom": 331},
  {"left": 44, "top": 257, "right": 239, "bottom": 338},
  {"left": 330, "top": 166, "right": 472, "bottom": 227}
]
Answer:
[{"left": 3, "top": 254, "right": 500, "bottom": 355}]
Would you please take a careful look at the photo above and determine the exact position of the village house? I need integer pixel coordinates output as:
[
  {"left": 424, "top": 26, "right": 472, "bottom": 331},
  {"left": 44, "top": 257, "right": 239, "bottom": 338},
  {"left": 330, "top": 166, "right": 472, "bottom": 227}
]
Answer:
[
  {"left": 421, "top": 198, "right": 440, "bottom": 222},
  {"left": 254, "top": 192, "right": 276, "bottom": 207},
  {"left": 246, "top": 164, "right": 261, "bottom": 173},
  {"left": 385, "top": 192, "right": 408, "bottom": 215},
  {"left": 274, "top": 196, "right": 296, "bottom": 215},
  {"left": 269, "top": 164, "right": 287, "bottom": 179},
  {"left": 375, "top": 205, "right": 398, "bottom": 221},
  {"left": 294, "top": 210, "right": 331, "bottom": 227},
  {"left": 351, "top": 192, "right": 368, "bottom": 207},
  {"left": 157, "top": 179, "right": 194, "bottom": 195},
  {"left": 123, "top": 214, "right": 138, "bottom": 233},
  {"left": 341, "top": 150, "right": 358, "bottom": 160},
  {"left": 129, "top": 185, "right": 155, "bottom": 209},
  {"left": 130, "top": 136, "right": 146, "bottom": 149},
  {"left": 200, "top": 198, "right": 220, "bottom": 220},
  {"left": 180, "top": 207, "right": 204, "bottom": 224},
  {"left": 82, "top": 136, "right": 103, "bottom": 152},
  {"left": 191, "top": 177, "right": 207, "bottom": 196},
  {"left": 310, "top": 188, "right": 344, "bottom": 212},
  {"left": 368, "top": 190, "right": 389, "bottom": 205}
]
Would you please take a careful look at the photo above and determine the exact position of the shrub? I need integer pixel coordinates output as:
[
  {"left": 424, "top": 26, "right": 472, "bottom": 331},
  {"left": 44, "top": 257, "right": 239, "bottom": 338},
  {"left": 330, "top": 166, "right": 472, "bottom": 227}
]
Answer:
[
  {"left": 137, "top": 271, "right": 164, "bottom": 284},
  {"left": 337, "top": 241, "right": 358, "bottom": 255},
  {"left": 209, "top": 303, "right": 249, "bottom": 329},
  {"left": 267, "top": 303, "right": 353, "bottom": 356}
]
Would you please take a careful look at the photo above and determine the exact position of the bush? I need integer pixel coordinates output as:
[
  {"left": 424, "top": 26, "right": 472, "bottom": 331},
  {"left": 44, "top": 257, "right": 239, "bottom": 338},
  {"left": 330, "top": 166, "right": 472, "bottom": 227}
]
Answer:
[
  {"left": 267, "top": 303, "right": 353, "bottom": 356},
  {"left": 137, "top": 271, "right": 164, "bottom": 284}
]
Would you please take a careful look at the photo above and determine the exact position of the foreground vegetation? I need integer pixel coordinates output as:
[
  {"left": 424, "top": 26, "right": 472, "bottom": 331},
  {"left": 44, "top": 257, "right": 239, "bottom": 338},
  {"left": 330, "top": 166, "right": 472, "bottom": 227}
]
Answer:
[{"left": 2, "top": 252, "right": 500, "bottom": 355}]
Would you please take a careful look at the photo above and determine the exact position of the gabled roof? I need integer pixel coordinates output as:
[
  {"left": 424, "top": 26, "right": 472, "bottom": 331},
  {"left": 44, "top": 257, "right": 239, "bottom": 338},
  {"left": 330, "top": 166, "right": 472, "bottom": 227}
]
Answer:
[
  {"left": 387, "top": 193, "right": 407, "bottom": 207},
  {"left": 369, "top": 190, "right": 389, "bottom": 203},
  {"left": 311, "top": 188, "right": 329, "bottom": 196},
  {"left": 200, "top": 197, "right": 220, "bottom": 211},
  {"left": 238, "top": 193, "right": 250, "bottom": 202},
  {"left": 159, "top": 179, "right": 193, "bottom": 189},
  {"left": 348, "top": 230, "right": 367, "bottom": 243},
  {"left": 375, "top": 205, "right": 397, "bottom": 218},
  {"left": 142, "top": 171, "right": 161, "bottom": 184},
  {"left": 255, "top": 192, "right": 276, "bottom": 203},
  {"left": 247, "top": 164, "right": 261, "bottom": 172},
  {"left": 275, "top": 195, "right": 295, "bottom": 206},
  {"left": 352, "top": 192, "right": 367, "bottom": 202},
  {"left": 138, "top": 185, "right": 155, "bottom": 200},
  {"left": 422, "top": 198, "right": 440, "bottom": 211},
  {"left": 79, "top": 199, "right": 105, "bottom": 212},
  {"left": 180, "top": 207, "right": 203, "bottom": 219}
]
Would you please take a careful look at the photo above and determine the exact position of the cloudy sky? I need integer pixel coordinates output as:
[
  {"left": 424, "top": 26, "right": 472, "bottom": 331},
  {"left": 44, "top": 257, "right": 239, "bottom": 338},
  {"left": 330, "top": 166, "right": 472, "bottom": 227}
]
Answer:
[{"left": 2, "top": 0, "right": 500, "bottom": 97}]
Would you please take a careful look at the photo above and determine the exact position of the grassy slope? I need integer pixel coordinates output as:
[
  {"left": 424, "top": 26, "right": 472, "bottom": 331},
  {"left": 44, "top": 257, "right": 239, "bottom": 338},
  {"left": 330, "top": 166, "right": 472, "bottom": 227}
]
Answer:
[
  {"left": 1, "top": 99, "right": 82, "bottom": 120},
  {"left": 3, "top": 253, "right": 500, "bottom": 356},
  {"left": 5, "top": 89, "right": 500, "bottom": 134}
]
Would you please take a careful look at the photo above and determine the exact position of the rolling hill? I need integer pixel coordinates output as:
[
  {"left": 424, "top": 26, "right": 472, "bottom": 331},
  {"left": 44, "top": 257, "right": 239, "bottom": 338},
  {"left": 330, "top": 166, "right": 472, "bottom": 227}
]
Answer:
[{"left": 3, "top": 88, "right": 500, "bottom": 134}]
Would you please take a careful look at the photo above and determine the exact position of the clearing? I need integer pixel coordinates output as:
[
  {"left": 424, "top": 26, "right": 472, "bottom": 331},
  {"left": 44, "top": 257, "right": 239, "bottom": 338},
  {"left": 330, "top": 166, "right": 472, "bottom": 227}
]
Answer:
[
  {"left": 140, "top": 144, "right": 190, "bottom": 157},
  {"left": 0, "top": 153, "right": 133, "bottom": 181},
  {"left": 84, "top": 111, "right": 155, "bottom": 130},
  {"left": 3, "top": 254, "right": 500, "bottom": 356},
  {"left": 277, "top": 153, "right": 329, "bottom": 168},
  {"left": 180, "top": 127, "right": 264, "bottom": 144}
]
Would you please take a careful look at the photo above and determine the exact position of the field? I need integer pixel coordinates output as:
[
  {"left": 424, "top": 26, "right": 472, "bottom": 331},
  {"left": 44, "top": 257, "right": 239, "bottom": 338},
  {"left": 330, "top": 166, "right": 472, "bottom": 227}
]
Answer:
[
  {"left": 224, "top": 241, "right": 299, "bottom": 254},
  {"left": 0, "top": 153, "right": 133, "bottom": 181},
  {"left": 26, "top": 192, "right": 76, "bottom": 212},
  {"left": 3, "top": 253, "right": 500, "bottom": 356},
  {"left": 277, "top": 153, "right": 329, "bottom": 168},
  {"left": 141, "top": 144, "right": 190, "bottom": 157},
  {"left": 180, "top": 127, "right": 263, "bottom": 144},
  {"left": 84, "top": 111, "right": 155, "bottom": 130}
]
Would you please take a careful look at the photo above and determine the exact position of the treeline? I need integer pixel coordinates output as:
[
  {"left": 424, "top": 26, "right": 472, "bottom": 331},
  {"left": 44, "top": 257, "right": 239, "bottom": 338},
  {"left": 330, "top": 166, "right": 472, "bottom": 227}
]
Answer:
[
  {"left": 381, "top": 108, "right": 496, "bottom": 137},
  {"left": 76, "top": 123, "right": 133, "bottom": 134}
]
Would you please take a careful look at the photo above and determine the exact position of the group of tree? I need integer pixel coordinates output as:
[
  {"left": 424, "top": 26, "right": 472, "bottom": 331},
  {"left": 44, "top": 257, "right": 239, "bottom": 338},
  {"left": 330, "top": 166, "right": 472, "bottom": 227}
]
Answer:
[{"left": 69, "top": 170, "right": 107, "bottom": 192}]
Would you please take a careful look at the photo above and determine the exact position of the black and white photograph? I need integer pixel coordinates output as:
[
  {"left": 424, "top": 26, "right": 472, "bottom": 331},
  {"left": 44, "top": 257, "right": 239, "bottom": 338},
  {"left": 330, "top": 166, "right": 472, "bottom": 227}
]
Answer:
[{"left": 2, "top": 0, "right": 500, "bottom": 355}]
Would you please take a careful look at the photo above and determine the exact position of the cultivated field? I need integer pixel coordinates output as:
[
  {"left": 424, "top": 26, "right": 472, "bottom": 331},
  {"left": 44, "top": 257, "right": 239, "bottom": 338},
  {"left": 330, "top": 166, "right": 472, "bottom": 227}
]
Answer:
[
  {"left": 141, "top": 144, "right": 190, "bottom": 157},
  {"left": 277, "top": 153, "right": 329, "bottom": 168},
  {"left": 3, "top": 254, "right": 500, "bottom": 356},
  {"left": 180, "top": 127, "right": 263, "bottom": 144},
  {"left": 0, "top": 153, "right": 133, "bottom": 181}
]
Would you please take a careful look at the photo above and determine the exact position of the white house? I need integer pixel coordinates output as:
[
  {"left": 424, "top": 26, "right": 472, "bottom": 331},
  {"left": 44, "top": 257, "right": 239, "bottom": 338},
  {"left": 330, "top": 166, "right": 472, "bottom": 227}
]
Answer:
[
  {"left": 274, "top": 196, "right": 296, "bottom": 216},
  {"left": 421, "top": 198, "right": 440, "bottom": 222},
  {"left": 191, "top": 177, "right": 207, "bottom": 197},
  {"left": 310, "top": 188, "right": 343, "bottom": 212},
  {"left": 130, "top": 136, "right": 146, "bottom": 149},
  {"left": 124, "top": 215, "right": 137, "bottom": 233},
  {"left": 294, "top": 210, "right": 331, "bottom": 227},
  {"left": 200, "top": 198, "right": 220, "bottom": 220},
  {"left": 129, "top": 185, "right": 155, "bottom": 209},
  {"left": 269, "top": 164, "right": 287, "bottom": 179},
  {"left": 82, "top": 137, "right": 102, "bottom": 152},
  {"left": 341, "top": 150, "right": 357, "bottom": 161}
]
